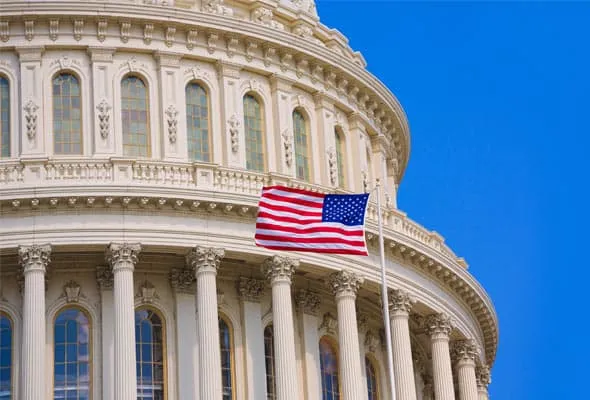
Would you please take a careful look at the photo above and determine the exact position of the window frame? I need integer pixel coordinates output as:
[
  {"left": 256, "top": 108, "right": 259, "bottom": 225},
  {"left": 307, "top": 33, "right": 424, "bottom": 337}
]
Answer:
[
  {"left": 243, "top": 92, "right": 266, "bottom": 172},
  {"left": 319, "top": 335, "right": 340, "bottom": 400},
  {"left": 263, "top": 324, "right": 276, "bottom": 400},
  {"left": 219, "top": 313, "right": 236, "bottom": 400},
  {"left": 293, "top": 108, "right": 312, "bottom": 182},
  {"left": 334, "top": 127, "right": 346, "bottom": 189},
  {"left": 51, "top": 71, "right": 84, "bottom": 156},
  {"left": 365, "top": 355, "right": 381, "bottom": 400},
  {"left": 120, "top": 74, "right": 151, "bottom": 158},
  {"left": 0, "top": 311, "right": 13, "bottom": 400},
  {"left": 185, "top": 80, "right": 212, "bottom": 162},
  {"left": 0, "top": 75, "right": 11, "bottom": 159}
]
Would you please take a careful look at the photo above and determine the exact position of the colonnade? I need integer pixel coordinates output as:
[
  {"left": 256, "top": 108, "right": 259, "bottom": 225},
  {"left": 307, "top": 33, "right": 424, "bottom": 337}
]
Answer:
[{"left": 17, "top": 243, "right": 490, "bottom": 400}]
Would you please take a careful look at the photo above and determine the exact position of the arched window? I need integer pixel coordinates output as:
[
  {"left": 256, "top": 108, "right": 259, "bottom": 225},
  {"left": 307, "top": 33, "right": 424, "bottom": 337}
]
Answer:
[
  {"left": 335, "top": 128, "right": 346, "bottom": 188},
  {"left": 135, "top": 307, "right": 166, "bottom": 399},
  {"left": 186, "top": 82, "right": 210, "bottom": 162},
  {"left": 263, "top": 325, "right": 276, "bottom": 399},
  {"left": 243, "top": 94, "right": 265, "bottom": 172},
  {"left": 53, "top": 73, "right": 82, "bottom": 155},
  {"left": 0, "top": 313, "right": 12, "bottom": 399},
  {"left": 54, "top": 308, "right": 91, "bottom": 399},
  {"left": 319, "top": 336, "right": 339, "bottom": 400},
  {"left": 293, "top": 109, "right": 310, "bottom": 181},
  {"left": 121, "top": 75, "right": 150, "bottom": 157},
  {"left": 365, "top": 356, "right": 379, "bottom": 400},
  {"left": 0, "top": 76, "right": 10, "bottom": 158},
  {"left": 219, "top": 316, "right": 235, "bottom": 400}
]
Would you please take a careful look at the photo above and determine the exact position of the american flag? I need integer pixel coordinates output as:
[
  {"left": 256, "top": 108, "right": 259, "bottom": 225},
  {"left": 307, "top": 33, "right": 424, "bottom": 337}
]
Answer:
[{"left": 255, "top": 185, "right": 370, "bottom": 255}]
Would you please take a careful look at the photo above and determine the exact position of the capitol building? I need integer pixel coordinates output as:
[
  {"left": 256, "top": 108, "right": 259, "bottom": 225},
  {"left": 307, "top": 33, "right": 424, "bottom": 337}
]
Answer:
[{"left": 0, "top": 1, "right": 498, "bottom": 400}]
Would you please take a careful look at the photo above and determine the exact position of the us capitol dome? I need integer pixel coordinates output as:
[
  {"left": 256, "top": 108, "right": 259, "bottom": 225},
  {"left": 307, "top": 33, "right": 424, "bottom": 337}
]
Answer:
[{"left": 0, "top": 1, "right": 497, "bottom": 400}]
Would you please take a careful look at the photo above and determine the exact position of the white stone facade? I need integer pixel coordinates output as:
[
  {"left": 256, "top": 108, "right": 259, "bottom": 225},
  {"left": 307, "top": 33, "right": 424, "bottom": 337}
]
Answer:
[{"left": 0, "top": 1, "right": 496, "bottom": 400}]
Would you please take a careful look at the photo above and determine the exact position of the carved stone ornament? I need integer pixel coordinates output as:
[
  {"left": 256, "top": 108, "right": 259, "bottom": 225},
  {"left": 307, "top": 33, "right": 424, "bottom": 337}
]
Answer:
[
  {"left": 202, "top": 0, "right": 234, "bottom": 16},
  {"left": 320, "top": 312, "right": 337, "bottom": 334},
  {"left": 186, "top": 66, "right": 210, "bottom": 81},
  {"left": 24, "top": 20, "right": 34, "bottom": 42},
  {"left": 361, "top": 170, "right": 369, "bottom": 192},
  {"left": 105, "top": 243, "right": 142, "bottom": 272},
  {"left": 295, "top": 289, "right": 321, "bottom": 315},
  {"left": 96, "top": 266, "right": 114, "bottom": 291},
  {"left": 63, "top": 280, "right": 82, "bottom": 303},
  {"left": 327, "top": 147, "right": 337, "bottom": 185},
  {"left": 262, "top": 255, "right": 299, "bottom": 284},
  {"left": 49, "top": 19, "right": 59, "bottom": 41},
  {"left": 136, "top": 281, "right": 158, "bottom": 303},
  {"left": 424, "top": 313, "right": 453, "bottom": 339},
  {"left": 281, "top": 129, "right": 294, "bottom": 167},
  {"left": 0, "top": 21, "right": 9, "bottom": 42},
  {"left": 293, "top": 24, "right": 313, "bottom": 38},
  {"left": 476, "top": 365, "right": 491, "bottom": 389},
  {"left": 97, "top": 20, "right": 107, "bottom": 42},
  {"left": 169, "top": 268, "right": 195, "bottom": 293},
  {"left": 96, "top": 99, "right": 111, "bottom": 139},
  {"left": 23, "top": 100, "right": 39, "bottom": 140},
  {"left": 252, "top": 7, "right": 284, "bottom": 30},
  {"left": 228, "top": 114, "right": 241, "bottom": 153},
  {"left": 452, "top": 339, "right": 479, "bottom": 364},
  {"left": 186, "top": 246, "right": 225, "bottom": 274},
  {"left": 18, "top": 244, "right": 52, "bottom": 274},
  {"left": 73, "top": 19, "right": 84, "bottom": 41},
  {"left": 327, "top": 270, "right": 364, "bottom": 297},
  {"left": 388, "top": 288, "right": 415, "bottom": 315},
  {"left": 186, "top": 29, "right": 198, "bottom": 50},
  {"left": 238, "top": 277, "right": 265, "bottom": 302},
  {"left": 165, "top": 104, "right": 179, "bottom": 144},
  {"left": 364, "top": 330, "right": 380, "bottom": 353}
]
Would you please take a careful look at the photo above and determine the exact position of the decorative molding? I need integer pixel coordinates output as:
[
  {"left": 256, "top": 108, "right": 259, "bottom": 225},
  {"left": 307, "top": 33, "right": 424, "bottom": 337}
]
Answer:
[
  {"left": 62, "top": 280, "right": 82, "bottom": 303},
  {"left": 165, "top": 27, "right": 176, "bottom": 47},
  {"left": 143, "top": 23, "right": 154, "bottom": 44},
  {"left": 186, "top": 246, "right": 225, "bottom": 274},
  {"left": 0, "top": 21, "right": 9, "bottom": 42},
  {"left": 24, "top": 20, "right": 34, "bottom": 42},
  {"left": 327, "top": 146, "right": 337, "bottom": 185},
  {"left": 49, "top": 19, "right": 59, "bottom": 41},
  {"left": 388, "top": 288, "right": 415, "bottom": 315},
  {"left": 237, "top": 277, "right": 265, "bottom": 302},
  {"left": 206, "top": 32, "right": 219, "bottom": 54},
  {"left": 165, "top": 104, "right": 179, "bottom": 144},
  {"left": 295, "top": 289, "right": 321, "bottom": 315},
  {"left": 452, "top": 339, "right": 479, "bottom": 363},
  {"left": 120, "top": 21, "right": 131, "bottom": 43},
  {"left": 18, "top": 244, "right": 52, "bottom": 274},
  {"left": 320, "top": 312, "right": 337, "bottom": 334},
  {"left": 281, "top": 129, "right": 294, "bottom": 167},
  {"left": 186, "top": 66, "right": 210, "bottom": 81},
  {"left": 226, "top": 36, "right": 239, "bottom": 58},
  {"left": 476, "top": 365, "right": 491, "bottom": 390},
  {"left": 73, "top": 19, "right": 84, "bottom": 41},
  {"left": 186, "top": 29, "right": 198, "bottom": 50},
  {"left": 23, "top": 100, "right": 39, "bottom": 141},
  {"left": 136, "top": 281, "right": 158, "bottom": 303},
  {"left": 262, "top": 255, "right": 298, "bottom": 284},
  {"left": 96, "top": 99, "right": 111, "bottom": 139},
  {"left": 105, "top": 243, "right": 142, "bottom": 271},
  {"left": 169, "top": 267, "right": 195, "bottom": 294},
  {"left": 202, "top": 0, "right": 233, "bottom": 16},
  {"left": 245, "top": 41, "right": 258, "bottom": 62},
  {"left": 327, "top": 269, "right": 363, "bottom": 297},
  {"left": 97, "top": 20, "right": 107, "bottom": 42},
  {"left": 365, "top": 330, "right": 380, "bottom": 353},
  {"left": 263, "top": 46, "right": 276, "bottom": 67},
  {"left": 424, "top": 313, "right": 453, "bottom": 339},
  {"left": 228, "top": 114, "right": 240, "bottom": 153}
]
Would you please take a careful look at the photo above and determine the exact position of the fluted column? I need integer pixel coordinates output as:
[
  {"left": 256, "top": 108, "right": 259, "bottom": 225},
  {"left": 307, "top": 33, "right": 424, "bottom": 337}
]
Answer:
[
  {"left": 452, "top": 340, "right": 479, "bottom": 400},
  {"left": 97, "top": 266, "right": 115, "bottom": 400},
  {"left": 105, "top": 243, "right": 141, "bottom": 400},
  {"left": 328, "top": 270, "right": 364, "bottom": 400},
  {"left": 18, "top": 244, "right": 51, "bottom": 400},
  {"left": 187, "top": 246, "right": 225, "bottom": 400},
  {"left": 389, "top": 289, "right": 418, "bottom": 400},
  {"left": 262, "top": 255, "right": 299, "bottom": 400},
  {"left": 475, "top": 365, "right": 491, "bottom": 400},
  {"left": 425, "top": 313, "right": 455, "bottom": 400}
]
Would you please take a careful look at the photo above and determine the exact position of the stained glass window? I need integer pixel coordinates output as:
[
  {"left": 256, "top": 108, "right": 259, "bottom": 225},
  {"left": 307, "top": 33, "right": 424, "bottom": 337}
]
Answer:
[
  {"left": 54, "top": 308, "right": 91, "bottom": 400},
  {"left": 135, "top": 308, "right": 165, "bottom": 400},
  {"left": 0, "top": 77, "right": 9, "bottom": 158},
  {"left": 121, "top": 76, "right": 150, "bottom": 157},
  {"left": 219, "top": 316, "right": 234, "bottom": 400},
  {"left": 319, "top": 337, "right": 339, "bottom": 400},
  {"left": 264, "top": 325, "right": 276, "bottom": 399},
  {"left": 366, "top": 357, "right": 379, "bottom": 400},
  {"left": 186, "top": 82, "right": 210, "bottom": 162},
  {"left": 0, "top": 314, "right": 12, "bottom": 400},
  {"left": 335, "top": 128, "right": 346, "bottom": 188},
  {"left": 293, "top": 110, "right": 310, "bottom": 181},
  {"left": 243, "top": 94, "right": 265, "bottom": 172},
  {"left": 53, "top": 73, "right": 82, "bottom": 155}
]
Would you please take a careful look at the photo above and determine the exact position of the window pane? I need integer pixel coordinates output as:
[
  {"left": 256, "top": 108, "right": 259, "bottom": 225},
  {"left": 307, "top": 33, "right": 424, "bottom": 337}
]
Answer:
[
  {"left": 293, "top": 110, "right": 310, "bottom": 181},
  {"left": 186, "top": 82, "right": 211, "bottom": 162},
  {"left": 219, "top": 317, "right": 233, "bottom": 400},
  {"left": 335, "top": 130, "right": 346, "bottom": 188},
  {"left": 54, "top": 308, "right": 91, "bottom": 399},
  {"left": 0, "top": 77, "right": 10, "bottom": 158},
  {"left": 53, "top": 73, "right": 82, "bottom": 155},
  {"left": 320, "top": 337, "right": 339, "bottom": 400},
  {"left": 366, "top": 357, "right": 379, "bottom": 400},
  {"left": 264, "top": 325, "right": 276, "bottom": 400},
  {"left": 121, "top": 76, "right": 150, "bottom": 157},
  {"left": 135, "top": 308, "right": 165, "bottom": 399},
  {"left": 243, "top": 94, "right": 265, "bottom": 172}
]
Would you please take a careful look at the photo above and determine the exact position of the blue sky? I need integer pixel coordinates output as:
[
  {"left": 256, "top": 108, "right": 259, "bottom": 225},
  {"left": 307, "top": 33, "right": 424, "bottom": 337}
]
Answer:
[{"left": 317, "top": 1, "right": 590, "bottom": 398}]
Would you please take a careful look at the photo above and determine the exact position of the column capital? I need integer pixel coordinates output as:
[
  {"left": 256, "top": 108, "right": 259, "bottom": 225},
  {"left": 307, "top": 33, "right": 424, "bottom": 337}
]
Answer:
[
  {"left": 169, "top": 268, "right": 196, "bottom": 294},
  {"left": 105, "top": 243, "right": 141, "bottom": 272},
  {"left": 18, "top": 244, "right": 51, "bottom": 274},
  {"left": 452, "top": 339, "right": 479, "bottom": 365},
  {"left": 186, "top": 246, "right": 225, "bottom": 275},
  {"left": 238, "top": 277, "right": 265, "bottom": 302},
  {"left": 262, "top": 255, "right": 299, "bottom": 284},
  {"left": 388, "top": 288, "right": 415, "bottom": 315},
  {"left": 424, "top": 313, "right": 453, "bottom": 339},
  {"left": 475, "top": 365, "right": 491, "bottom": 390},
  {"left": 327, "top": 269, "right": 363, "bottom": 298},
  {"left": 295, "top": 289, "right": 321, "bottom": 315},
  {"left": 96, "top": 266, "right": 114, "bottom": 291}
]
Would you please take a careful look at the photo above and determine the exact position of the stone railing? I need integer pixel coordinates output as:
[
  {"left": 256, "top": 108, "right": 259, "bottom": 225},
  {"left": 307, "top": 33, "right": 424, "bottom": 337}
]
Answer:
[{"left": 0, "top": 157, "right": 460, "bottom": 266}]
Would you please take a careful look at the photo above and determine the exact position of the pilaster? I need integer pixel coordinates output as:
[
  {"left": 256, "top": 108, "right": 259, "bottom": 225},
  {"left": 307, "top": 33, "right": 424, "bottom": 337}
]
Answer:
[
  {"left": 88, "top": 47, "right": 116, "bottom": 156},
  {"left": 313, "top": 91, "right": 336, "bottom": 187},
  {"left": 16, "top": 47, "right": 45, "bottom": 157},
  {"left": 270, "top": 74, "right": 295, "bottom": 176},
  {"left": 296, "top": 289, "right": 322, "bottom": 400},
  {"left": 217, "top": 61, "right": 243, "bottom": 168},
  {"left": 96, "top": 266, "right": 114, "bottom": 400}
]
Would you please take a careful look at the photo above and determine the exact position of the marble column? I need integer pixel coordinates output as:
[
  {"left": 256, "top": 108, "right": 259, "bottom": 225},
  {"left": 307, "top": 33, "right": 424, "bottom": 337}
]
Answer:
[
  {"left": 452, "top": 340, "right": 479, "bottom": 400},
  {"left": 425, "top": 313, "right": 455, "bottom": 400},
  {"left": 170, "top": 268, "right": 199, "bottom": 400},
  {"left": 238, "top": 277, "right": 267, "bottom": 400},
  {"left": 388, "top": 289, "right": 418, "bottom": 400},
  {"left": 295, "top": 289, "right": 322, "bottom": 400},
  {"left": 97, "top": 266, "right": 115, "bottom": 400},
  {"left": 105, "top": 243, "right": 142, "bottom": 400},
  {"left": 475, "top": 365, "right": 491, "bottom": 400},
  {"left": 18, "top": 244, "right": 51, "bottom": 400},
  {"left": 187, "top": 246, "right": 225, "bottom": 400},
  {"left": 262, "top": 255, "right": 299, "bottom": 400},
  {"left": 328, "top": 270, "right": 364, "bottom": 400}
]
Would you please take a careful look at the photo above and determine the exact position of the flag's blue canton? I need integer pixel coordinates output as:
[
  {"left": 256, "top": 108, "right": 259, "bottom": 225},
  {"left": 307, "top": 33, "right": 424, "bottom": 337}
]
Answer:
[{"left": 322, "top": 194, "right": 370, "bottom": 226}]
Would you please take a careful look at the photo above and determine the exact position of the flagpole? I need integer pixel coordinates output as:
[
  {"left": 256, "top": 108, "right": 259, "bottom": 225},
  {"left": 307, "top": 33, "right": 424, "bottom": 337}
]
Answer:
[{"left": 375, "top": 179, "right": 397, "bottom": 400}]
